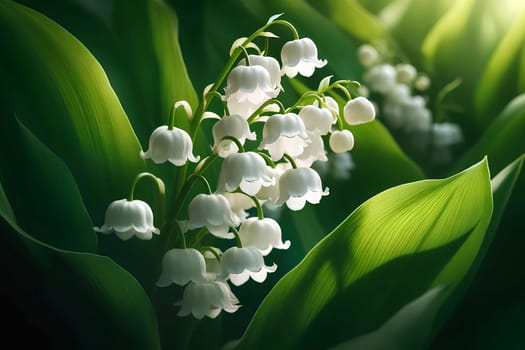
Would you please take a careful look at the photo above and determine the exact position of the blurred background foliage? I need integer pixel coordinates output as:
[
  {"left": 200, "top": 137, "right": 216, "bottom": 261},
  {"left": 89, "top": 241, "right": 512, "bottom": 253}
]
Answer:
[{"left": 1, "top": 0, "right": 524, "bottom": 349}]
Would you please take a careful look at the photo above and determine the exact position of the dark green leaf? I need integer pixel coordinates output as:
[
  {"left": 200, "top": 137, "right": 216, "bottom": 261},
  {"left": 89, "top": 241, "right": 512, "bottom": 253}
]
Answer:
[
  {"left": 329, "top": 286, "right": 449, "bottom": 350},
  {"left": 0, "top": 116, "right": 96, "bottom": 252},
  {"left": 0, "top": 213, "right": 161, "bottom": 349},
  {"left": 0, "top": 0, "right": 145, "bottom": 223},
  {"left": 233, "top": 159, "right": 492, "bottom": 349}
]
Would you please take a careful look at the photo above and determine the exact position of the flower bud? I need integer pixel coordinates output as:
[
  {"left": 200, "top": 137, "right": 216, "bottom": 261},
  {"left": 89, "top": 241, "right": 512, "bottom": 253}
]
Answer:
[
  {"left": 343, "top": 97, "right": 376, "bottom": 125},
  {"left": 329, "top": 130, "right": 355, "bottom": 153}
]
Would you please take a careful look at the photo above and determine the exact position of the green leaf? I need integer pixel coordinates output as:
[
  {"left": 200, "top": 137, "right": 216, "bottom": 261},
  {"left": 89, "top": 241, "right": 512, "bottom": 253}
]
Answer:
[
  {"left": 0, "top": 1, "right": 145, "bottom": 222},
  {"left": 474, "top": 7, "right": 525, "bottom": 121},
  {"left": 0, "top": 115, "right": 96, "bottom": 252},
  {"left": 112, "top": 0, "right": 198, "bottom": 141},
  {"left": 233, "top": 159, "right": 492, "bottom": 349},
  {"left": 306, "top": 0, "right": 386, "bottom": 43},
  {"left": 455, "top": 94, "right": 525, "bottom": 174},
  {"left": 0, "top": 212, "right": 161, "bottom": 349},
  {"left": 329, "top": 286, "right": 449, "bottom": 350}
]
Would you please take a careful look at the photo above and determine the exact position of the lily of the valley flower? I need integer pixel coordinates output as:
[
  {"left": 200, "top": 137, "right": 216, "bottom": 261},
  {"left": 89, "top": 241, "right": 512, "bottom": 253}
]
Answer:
[
  {"left": 239, "top": 217, "right": 290, "bottom": 256},
  {"left": 218, "top": 246, "right": 277, "bottom": 286},
  {"left": 298, "top": 105, "right": 333, "bottom": 135},
  {"left": 275, "top": 167, "right": 329, "bottom": 210},
  {"left": 224, "top": 65, "right": 279, "bottom": 117},
  {"left": 295, "top": 131, "right": 328, "bottom": 168},
  {"left": 176, "top": 281, "right": 240, "bottom": 319},
  {"left": 184, "top": 193, "right": 241, "bottom": 238},
  {"left": 140, "top": 125, "right": 200, "bottom": 166},
  {"left": 222, "top": 192, "right": 255, "bottom": 223},
  {"left": 216, "top": 151, "right": 274, "bottom": 196},
  {"left": 239, "top": 54, "right": 283, "bottom": 93},
  {"left": 157, "top": 248, "right": 211, "bottom": 287},
  {"left": 259, "top": 113, "right": 308, "bottom": 161},
  {"left": 281, "top": 38, "right": 327, "bottom": 78},
  {"left": 363, "top": 64, "right": 397, "bottom": 94},
  {"left": 329, "top": 129, "right": 355, "bottom": 153},
  {"left": 343, "top": 97, "right": 376, "bottom": 125},
  {"left": 94, "top": 199, "right": 159, "bottom": 241},
  {"left": 212, "top": 115, "right": 256, "bottom": 157}
]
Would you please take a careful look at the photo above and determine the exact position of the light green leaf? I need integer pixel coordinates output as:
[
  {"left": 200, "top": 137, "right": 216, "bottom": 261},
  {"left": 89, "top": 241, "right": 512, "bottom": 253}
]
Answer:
[
  {"left": 112, "top": 0, "right": 198, "bottom": 141},
  {"left": 474, "top": 8, "right": 525, "bottom": 121},
  {"left": 0, "top": 115, "right": 96, "bottom": 252},
  {"left": 0, "top": 1, "right": 145, "bottom": 222},
  {"left": 233, "top": 159, "right": 492, "bottom": 349},
  {"left": 306, "top": 0, "right": 386, "bottom": 43},
  {"left": 455, "top": 94, "right": 525, "bottom": 174},
  {"left": 0, "top": 212, "right": 161, "bottom": 349},
  {"left": 329, "top": 286, "right": 449, "bottom": 350}
]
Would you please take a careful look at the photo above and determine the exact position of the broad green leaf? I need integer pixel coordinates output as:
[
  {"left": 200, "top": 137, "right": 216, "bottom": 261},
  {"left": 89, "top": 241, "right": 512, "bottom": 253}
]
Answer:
[
  {"left": 0, "top": 1, "right": 145, "bottom": 222},
  {"left": 329, "top": 286, "right": 449, "bottom": 350},
  {"left": 233, "top": 159, "right": 492, "bottom": 349},
  {"left": 421, "top": 0, "right": 525, "bottom": 129},
  {"left": 0, "top": 115, "right": 96, "bottom": 252},
  {"left": 0, "top": 182, "right": 14, "bottom": 222},
  {"left": 0, "top": 212, "right": 161, "bottom": 349},
  {"left": 380, "top": 0, "right": 455, "bottom": 63},
  {"left": 455, "top": 94, "right": 525, "bottom": 174},
  {"left": 474, "top": 8, "right": 525, "bottom": 121},
  {"left": 112, "top": 0, "right": 198, "bottom": 142},
  {"left": 306, "top": 0, "right": 386, "bottom": 43}
]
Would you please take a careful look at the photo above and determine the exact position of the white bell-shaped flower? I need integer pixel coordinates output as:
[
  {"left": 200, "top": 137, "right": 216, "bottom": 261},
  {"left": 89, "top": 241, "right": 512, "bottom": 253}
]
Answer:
[
  {"left": 140, "top": 126, "right": 200, "bottom": 166},
  {"left": 224, "top": 65, "right": 279, "bottom": 117},
  {"left": 217, "top": 151, "right": 274, "bottom": 196},
  {"left": 396, "top": 63, "right": 417, "bottom": 84},
  {"left": 185, "top": 193, "right": 241, "bottom": 238},
  {"left": 239, "top": 217, "right": 290, "bottom": 256},
  {"left": 358, "top": 44, "right": 379, "bottom": 67},
  {"left": 281, "top": 38, "right": 327, "bottom": 78},
  {"left": 259, "top": 113, "right": 308, "bottom": 161},
  {"left": 94, "top": 199, "right": 159, "bottom": 241},
  {"left": 343, "top": 97, "right": 376, "bottom": 125},
  {"left": 364, "top": 64, "right": 397, "bottom": 94},
  {"left": 223, "top": 192, "right": 254, "bottom": 223},
  {"left": 329, "top": 129, "right": 355, "bottom": 153},
  {"left": 239, "top": 55, "right": 283, "bottom": 93},
  {"left": 218, "top": 246, "right": 277, "bottom": 286},
  {"left": 432, "top": 122, "right": 463, "bottom": 147},
  {"left": 212, "top": 115, "right": 256, "bottom": 157},
  {"left": 295, "top": 132, "right": 328, "bottom": 168},
  {"left": 176, "top": 281, "right": 240, "bottom": 319},
  {"left": 414, "top": 74, "right": 431, "bottom": 91},
  {"left": 255, "top": 163, "right": 290, "bottom": 203},
  {"left": 298, "top": 105, "right": 333, "bottom": 135},
  {"left": 275, "top": 167, "right": 329, "bottom": 211},
  {"left": 400, "top": 96, "right": 432, "bottom": 133},
  {"left": 157, "top": 248, "right": 211, "bottom": 287}
]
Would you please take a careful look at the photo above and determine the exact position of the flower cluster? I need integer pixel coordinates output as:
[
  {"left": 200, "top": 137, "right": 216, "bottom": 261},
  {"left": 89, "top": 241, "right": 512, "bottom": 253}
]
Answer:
[
  {"left": 357, "top": 44, "right": 463, "bottom": 164},
  {"left": 94, "top": 15, "right": 375, "bottom": 319}
]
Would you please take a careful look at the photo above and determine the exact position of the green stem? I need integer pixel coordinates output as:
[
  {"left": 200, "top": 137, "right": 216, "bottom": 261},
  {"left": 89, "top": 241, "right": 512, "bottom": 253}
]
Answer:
[
  {"left": 188, "top": 174, "right": 213, "bottom": 195},
  {"left": 256, "top": 151, "right": 276, "bottom": 168},
  {"left": 239, "top": 46, "right": 251, "bottom": 65},
  {"left": 249, "top": 196, "right": 265, "bottom": 220},
  {"left": 272, "top": 19, "right": 300, "bottom": 40},
  {"left": 247, "top": 99, "right": 286, "bottom": 123},
  {"left": 287, "top": 91, "right": 324, "bottom": 112},
  {"left": 230, "top": 226, "right": 243, "bottom": 248},
  {"left": 283, "top": 153, "right": 297, "bottom": 169},
  {"left": 200, "top": 246, "right": 221, "bottom": 262},
  {"left": 221, "top": 135, "right": 245, "bottom": 153}
]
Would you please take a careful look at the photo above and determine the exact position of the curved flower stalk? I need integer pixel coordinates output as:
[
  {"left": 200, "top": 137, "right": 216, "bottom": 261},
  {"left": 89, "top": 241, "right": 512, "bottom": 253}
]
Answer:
[{"left": 97, "top": 14, "right": 372, "bottom": 320}]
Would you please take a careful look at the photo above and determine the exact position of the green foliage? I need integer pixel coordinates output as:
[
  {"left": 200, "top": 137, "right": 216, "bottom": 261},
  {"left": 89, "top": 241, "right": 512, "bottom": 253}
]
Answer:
[{"left": 233, "top": 159, "right": 492, "bottom": 349}]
